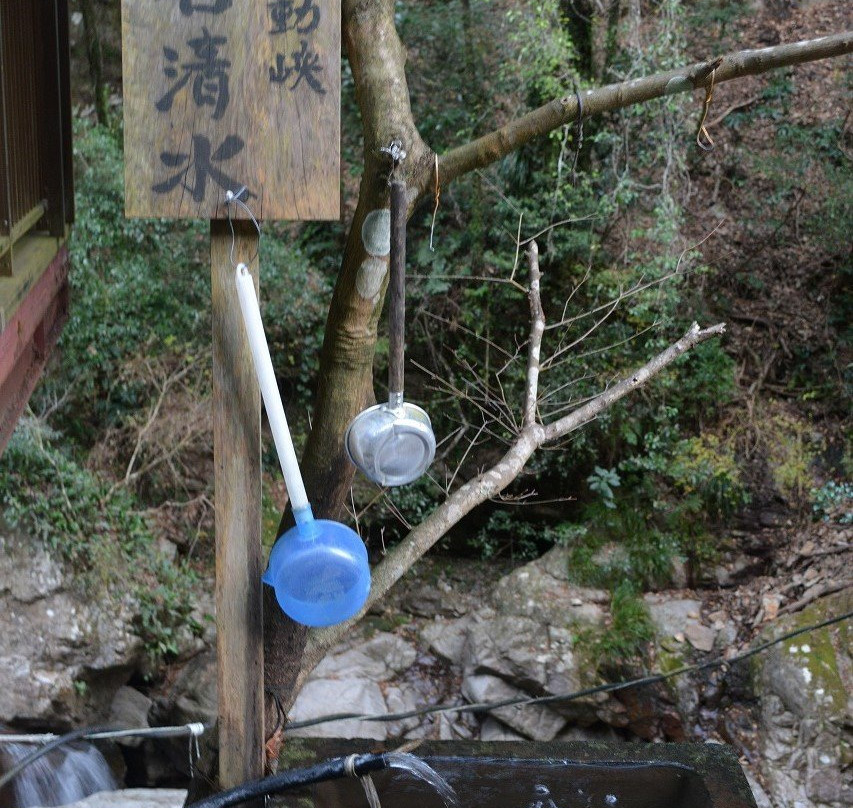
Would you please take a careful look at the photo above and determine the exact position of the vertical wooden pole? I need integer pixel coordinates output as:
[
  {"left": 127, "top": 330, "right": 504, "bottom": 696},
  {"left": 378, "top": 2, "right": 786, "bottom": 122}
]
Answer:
[{"left": 211, "top": 219, "right": 264, "bottom": 791}]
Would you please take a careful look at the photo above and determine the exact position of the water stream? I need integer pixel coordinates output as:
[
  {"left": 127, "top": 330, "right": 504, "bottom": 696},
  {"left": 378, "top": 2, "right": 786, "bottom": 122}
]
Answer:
[
  {"left": 0, "top": 741, "right": 116, "bottom": 808},
  {"left": 384, "top": 753, "right": 458, "bottom": 806}
]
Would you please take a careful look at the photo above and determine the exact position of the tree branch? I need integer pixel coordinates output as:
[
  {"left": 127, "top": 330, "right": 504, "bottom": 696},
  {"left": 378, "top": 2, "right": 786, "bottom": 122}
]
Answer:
[
  {"left": 435, "top": 32, "right": 853, "bottom": 188},
  {"left": 299, "top": 321, "right": 726, "bottom": 678},
  {"left": 541, "top": 322, "right": 726, "bottom": 442},
  {"left": 523, "top": 242, "right": 544, "bottom": 428}
]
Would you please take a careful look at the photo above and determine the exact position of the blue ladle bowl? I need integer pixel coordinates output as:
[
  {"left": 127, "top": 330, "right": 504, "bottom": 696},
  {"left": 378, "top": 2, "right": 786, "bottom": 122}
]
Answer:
[
  {"left": 236, "top": 265, "right": 370, "bottom": 627},
  {"left": 262, "top": 506, "right": 370, "bottom": 627}
]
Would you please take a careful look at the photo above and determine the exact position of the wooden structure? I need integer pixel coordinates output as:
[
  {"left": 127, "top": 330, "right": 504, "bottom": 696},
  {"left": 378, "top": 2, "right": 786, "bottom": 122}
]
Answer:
[
  {"left": 0, "top": 0, "right": 74, "bottom": 455},
  {"left": 122, "top": 1, "right": 340, "bottom": 220},
  {"left": 120, "top": 0, "right": 341, "bottom": 792}
]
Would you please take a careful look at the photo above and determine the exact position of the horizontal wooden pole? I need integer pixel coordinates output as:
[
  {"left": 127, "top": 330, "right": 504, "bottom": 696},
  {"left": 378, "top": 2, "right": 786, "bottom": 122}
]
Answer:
[{"left": 0, "top": 201, "right": 48, "bottom": 272}]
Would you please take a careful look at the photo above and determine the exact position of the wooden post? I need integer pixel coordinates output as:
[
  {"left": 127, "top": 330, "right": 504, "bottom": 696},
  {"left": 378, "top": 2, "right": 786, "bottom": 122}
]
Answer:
[
  {"left": 121, "top": 1, "right": 341, "bottom": 789},
  {"left": 211, "top": 219, "right": 264, "bottom": 791}
]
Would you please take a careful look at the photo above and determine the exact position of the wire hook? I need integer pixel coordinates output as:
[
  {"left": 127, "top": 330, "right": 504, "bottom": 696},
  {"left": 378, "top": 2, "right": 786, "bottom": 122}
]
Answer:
[
  {"left": 379, "top": 138, "right": 406, "bottom": 185},
  {"left": 225, "top": 186, "right": 262, "bottom": 269}
]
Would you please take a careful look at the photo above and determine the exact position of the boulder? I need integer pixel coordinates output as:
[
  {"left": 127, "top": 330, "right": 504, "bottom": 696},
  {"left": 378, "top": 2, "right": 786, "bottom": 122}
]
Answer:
[
  {"left": 479, "top": 716, "right": 526, "bottom": 741},
  {"left": 108, "top": 688, "right": 153, "bottom": 748},
  {"left": 152, "top": 651, "right": 217, "bottom": 730},
  {"left": 313, "top": 632, "right": 417, "bottom": 681},
  {"left": 752, "top": 589, "right": 852, "bottom": 808},
  {"left": 421, "top": 616, "right": 471, "bottom": 666},
  {"left": 461, "top": 674, "right": 566, "bottom": 741},
  {"left": 491, "top": 545, "right": 607, "bottom": 628},
  {"left": 34, "top": 789, "right": 187, "bottom": 808},
  {"left": 286, "top": 631, "right": 425, "bottom": 741},
  {"left": 0, "top": 522, "right": 144, "bottom": 727},
  {"left": 286, "top": 678, "right": 387, "bottom": 740}
]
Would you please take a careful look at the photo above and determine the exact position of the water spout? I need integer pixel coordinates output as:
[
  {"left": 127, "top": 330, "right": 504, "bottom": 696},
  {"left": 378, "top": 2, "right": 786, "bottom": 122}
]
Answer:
[{"left": 384, "top": 753, "right": 458, "bottom": 807}]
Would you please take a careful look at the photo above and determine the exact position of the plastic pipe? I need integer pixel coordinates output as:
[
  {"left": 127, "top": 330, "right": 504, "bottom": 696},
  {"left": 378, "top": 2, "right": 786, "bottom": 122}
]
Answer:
[
  {"left": 189, "top": 753, "right": 390, "bottom": 808},
  {"left": 234, "top": 263, "right": 309, "bottom": 513}
]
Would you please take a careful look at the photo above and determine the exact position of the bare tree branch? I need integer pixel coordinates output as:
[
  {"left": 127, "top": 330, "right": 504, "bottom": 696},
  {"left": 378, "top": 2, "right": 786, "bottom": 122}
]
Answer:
[
  {"left": 542, "top": 322, "right": 726, "bottom": 442},
  {"left": 300, "top": 312, "right": 725, "bottom": 680},
  {"left": 523, "top": 242, "right": 545, "bottom": 428},
  {"left": 435, "top": 32, "right": 853, "bottom": 189}
]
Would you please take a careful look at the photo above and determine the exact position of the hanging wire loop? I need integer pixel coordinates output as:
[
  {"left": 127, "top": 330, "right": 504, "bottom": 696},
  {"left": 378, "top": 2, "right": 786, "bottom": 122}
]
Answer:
[{"left": 225, "top": 187, "right": 262, "bottom": 269}]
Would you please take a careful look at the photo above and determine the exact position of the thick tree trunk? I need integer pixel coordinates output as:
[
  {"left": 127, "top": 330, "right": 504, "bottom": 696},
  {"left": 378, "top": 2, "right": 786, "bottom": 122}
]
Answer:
[{"left": 261, "top": 0, "right": 433, "bottom": 723}]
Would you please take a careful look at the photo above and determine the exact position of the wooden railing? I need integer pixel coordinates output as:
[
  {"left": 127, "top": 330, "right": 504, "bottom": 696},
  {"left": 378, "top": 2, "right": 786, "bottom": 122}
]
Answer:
[
  {"left": 0, "top": 0, "right": 73, "bottom": 277},
  {"left": 0, "top": 0, "right": 73, "bottom": 455}
]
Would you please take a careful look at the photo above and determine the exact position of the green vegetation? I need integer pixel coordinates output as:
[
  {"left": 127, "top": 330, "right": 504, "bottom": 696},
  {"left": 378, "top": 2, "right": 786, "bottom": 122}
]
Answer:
[
  {"left": 577, "top": 582, "right": 657, "bottom": 674},
  {"left": 3, "top": 0, "right": 849, "bottom": 682},
  {"left": 0, "top": 419, "right": 201, "bottom": 665},
  {"left": 811, "top": 481, "right": 853, "bottom": 525}
]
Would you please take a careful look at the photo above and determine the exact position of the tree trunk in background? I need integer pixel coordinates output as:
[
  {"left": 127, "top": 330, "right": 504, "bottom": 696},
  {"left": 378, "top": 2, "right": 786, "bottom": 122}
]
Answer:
[
  {"left": 79, "top": 0, "right": 109, "bottom": 125},
  {"left": 261, "top": 0, "right": 433, "bottom": 723}
]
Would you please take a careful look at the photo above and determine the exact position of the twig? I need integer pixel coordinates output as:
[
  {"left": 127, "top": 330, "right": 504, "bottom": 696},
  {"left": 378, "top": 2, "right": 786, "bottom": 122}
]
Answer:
[
  {"left": 523, "top": 242, "right": 545, "bottom": 428},
  {"left": 778, "top": 581, "right": 850, "bottom": 617},
  {"left": 302, "top": 321, "right": 727, "bottom": 675}
]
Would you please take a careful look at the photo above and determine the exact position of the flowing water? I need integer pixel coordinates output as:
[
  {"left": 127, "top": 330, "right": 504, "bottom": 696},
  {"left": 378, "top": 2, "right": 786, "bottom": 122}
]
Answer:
[
  {"left": 384, "top": 753, "right": 458, "bottom": 806},
  {"left": 309, "top": 758, "right": 716, "bottom": 808},
  {"left": 0, "top": 741, "right": 116, "bottom": 808}
]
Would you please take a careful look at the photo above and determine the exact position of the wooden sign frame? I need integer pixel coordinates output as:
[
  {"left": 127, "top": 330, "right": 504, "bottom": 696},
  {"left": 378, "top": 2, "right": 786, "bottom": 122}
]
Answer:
[{"left": 122, "top": 0, "right": 340, "bottom": 220}]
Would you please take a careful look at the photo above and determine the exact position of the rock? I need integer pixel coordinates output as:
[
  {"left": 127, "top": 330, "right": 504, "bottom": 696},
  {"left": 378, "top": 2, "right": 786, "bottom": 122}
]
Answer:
[
  {"left": 421, "top": 616, "right": 471, "bottom": 666},
  {"left": 462, "top": 614, "right": 550, "bottom": 688},
  {"left": 153, "top": 651, "right": 217, "bottom": 729},
  {"left": 555, "top": 723, "right": 622, "bottom": 742},
  {"left": 684, "top": 622, "right": 717, "bottom": 652},
  {"left": 313, "top": 632, "right": 417, "bottom": 681},
  {"left": 753, "top": 589, "right": 852, "bottom": 808},
  {"left": 108, "top": 688, "right": 153, "bottom": 748},
  {"left": 461, "top": 674, "right": 566, "bottom": 741},
  {"left": 382, "top": 684, "right": 423, "bottom": 738},
  {"left": 0, "top": 520, "right": 144, "bottom": 727},
  {"left": 33, "top": 789, "right": 187, "bottom": 808},
  {"left": 395, "top": 581, "right": 470, "bottom": 618},
  {"left": 644, "top": 594, "right": 703, "bottom": 638},
  {"left": 479, "top": 716, "right": 526, "bottom": 741},
  {"left": 286, "top": 678, "right": 387, "bottom": 740},
  {"left": 491, "top": 545, "right": 607, "bottom": 627},
  {"left": 744, "top": 772, "right": 773, "bottom": 808}
]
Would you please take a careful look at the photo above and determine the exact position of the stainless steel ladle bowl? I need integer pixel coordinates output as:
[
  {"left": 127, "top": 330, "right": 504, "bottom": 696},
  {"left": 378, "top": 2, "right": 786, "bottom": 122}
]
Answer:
[{"left": 345, "top": 180, "right": 436, "bottom": 487}]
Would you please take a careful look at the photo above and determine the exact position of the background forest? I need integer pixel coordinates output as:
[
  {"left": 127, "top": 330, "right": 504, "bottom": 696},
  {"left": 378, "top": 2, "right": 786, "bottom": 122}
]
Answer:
[{"left": 0, "top": 0, "right": 849, "bottom": 755}]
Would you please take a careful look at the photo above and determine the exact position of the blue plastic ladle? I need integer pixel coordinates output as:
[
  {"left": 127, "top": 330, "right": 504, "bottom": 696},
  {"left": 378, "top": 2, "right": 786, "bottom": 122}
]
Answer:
[{"left": 235, "top": 264, "right": 370, "bottom": 627}]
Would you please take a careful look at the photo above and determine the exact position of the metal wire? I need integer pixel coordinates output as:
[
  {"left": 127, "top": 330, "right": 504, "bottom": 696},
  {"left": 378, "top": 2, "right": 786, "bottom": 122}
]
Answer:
[
  {"left": 225, "top": 186, "right": 261, "bottom": 269},
  {"left": 0, "top": 723, "right": 208, "bottom": 745}
]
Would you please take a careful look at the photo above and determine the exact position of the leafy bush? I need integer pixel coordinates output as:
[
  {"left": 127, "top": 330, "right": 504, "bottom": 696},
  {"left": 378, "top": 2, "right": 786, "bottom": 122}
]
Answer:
[
  {"left": 581, "top": 582, "right": 656, "bottom": 673},
  {"left": 811, "top": 480, "right": 853, "bottom": 525},
  {"left": 562, "top": 507, "right": 680, "bottom": 591},
  {"left": 471, "top": 509, "right": 546, "bottom": 560}
]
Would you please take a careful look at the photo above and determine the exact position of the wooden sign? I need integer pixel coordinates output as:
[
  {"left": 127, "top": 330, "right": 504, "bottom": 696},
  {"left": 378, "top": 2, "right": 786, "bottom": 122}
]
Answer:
[{"left": 121, "top": 0, "right": 340, "bottom": 220}]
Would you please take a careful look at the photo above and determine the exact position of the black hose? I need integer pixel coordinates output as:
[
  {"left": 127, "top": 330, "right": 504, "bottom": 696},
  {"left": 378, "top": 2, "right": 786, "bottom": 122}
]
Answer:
[
  {"left": 0, "top": 726, "right": 112, "bottom": 791},
  {"left": 189, "top": 753, "right": 391, "bottom": 808}
]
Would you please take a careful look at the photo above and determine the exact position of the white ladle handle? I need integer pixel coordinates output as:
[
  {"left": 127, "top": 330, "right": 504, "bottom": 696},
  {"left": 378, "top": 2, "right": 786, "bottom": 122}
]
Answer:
[{"left": 235, "top": 264, "right": 309, "bottom": 512}]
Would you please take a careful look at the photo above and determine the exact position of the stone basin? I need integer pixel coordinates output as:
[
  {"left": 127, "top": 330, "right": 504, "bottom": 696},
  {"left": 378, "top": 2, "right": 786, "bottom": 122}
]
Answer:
[{"left": 275, "top": 739, "right": 758, "bottom": 807}]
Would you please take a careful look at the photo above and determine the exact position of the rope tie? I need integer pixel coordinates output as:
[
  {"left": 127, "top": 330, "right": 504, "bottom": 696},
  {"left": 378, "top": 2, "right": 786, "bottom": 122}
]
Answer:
[
  {"left": 343, "top": 753, "right": 359, "bottom": 778},
  {"left": 429, "top": 153, "right": 441, "bottom": 251},
  {"left": 696, "top": 67, "right": 717, "bottom": 151}
]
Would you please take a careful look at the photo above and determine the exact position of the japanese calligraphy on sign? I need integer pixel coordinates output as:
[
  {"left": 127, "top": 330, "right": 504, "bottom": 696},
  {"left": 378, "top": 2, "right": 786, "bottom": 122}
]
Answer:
[{"left": 122, "top": 0, "right": 340, "bottom": 220}]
